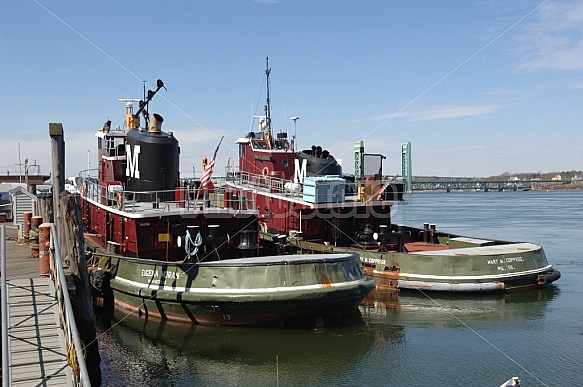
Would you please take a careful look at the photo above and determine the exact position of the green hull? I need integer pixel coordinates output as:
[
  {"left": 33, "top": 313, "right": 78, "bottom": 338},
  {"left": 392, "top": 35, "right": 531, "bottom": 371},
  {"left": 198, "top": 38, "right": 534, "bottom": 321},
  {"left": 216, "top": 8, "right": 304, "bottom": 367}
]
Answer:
[
  {"left": 292, "top": 239, "right": 560, "bottom": 292},
  {"left": 89, "top": 253, "right": 374, "bottom": 326}
]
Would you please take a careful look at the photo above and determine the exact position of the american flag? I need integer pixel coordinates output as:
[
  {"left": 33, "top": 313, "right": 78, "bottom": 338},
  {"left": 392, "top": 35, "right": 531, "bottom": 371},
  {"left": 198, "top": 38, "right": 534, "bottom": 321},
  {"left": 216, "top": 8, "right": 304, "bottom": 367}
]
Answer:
[
  {"left": 376, "top": 183, "right": 389, "bottom": 200},
  {"left": 200, "top": 136, "right": 224, "bottom": 189}
]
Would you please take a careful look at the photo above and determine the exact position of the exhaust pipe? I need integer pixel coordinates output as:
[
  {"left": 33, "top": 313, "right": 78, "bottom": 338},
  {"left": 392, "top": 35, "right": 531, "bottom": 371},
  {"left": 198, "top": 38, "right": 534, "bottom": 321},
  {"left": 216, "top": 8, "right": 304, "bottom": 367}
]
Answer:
[{"left": 149, "top": 113, "right": 164, "bottom": 133}]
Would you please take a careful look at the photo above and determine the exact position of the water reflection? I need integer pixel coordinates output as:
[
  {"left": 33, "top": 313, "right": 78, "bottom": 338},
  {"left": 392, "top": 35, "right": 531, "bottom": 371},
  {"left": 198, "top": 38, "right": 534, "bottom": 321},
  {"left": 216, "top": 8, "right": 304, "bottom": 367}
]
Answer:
[
  {"left": 96, "top": 191, "right": 582, "bottom": 385},
  {"left": 361, "top": 286, "right": 559, "bottom": 327},
  {"left": 97, "top": 308, "right": 395, "bottom": 386}
]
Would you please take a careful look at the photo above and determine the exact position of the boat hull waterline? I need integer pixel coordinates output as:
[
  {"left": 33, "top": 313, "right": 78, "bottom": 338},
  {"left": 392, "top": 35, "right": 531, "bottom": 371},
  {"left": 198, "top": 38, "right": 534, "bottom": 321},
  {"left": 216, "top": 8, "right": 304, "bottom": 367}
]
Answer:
[{"left": 90, "top": 253, "right": 375, "bottom": 326}]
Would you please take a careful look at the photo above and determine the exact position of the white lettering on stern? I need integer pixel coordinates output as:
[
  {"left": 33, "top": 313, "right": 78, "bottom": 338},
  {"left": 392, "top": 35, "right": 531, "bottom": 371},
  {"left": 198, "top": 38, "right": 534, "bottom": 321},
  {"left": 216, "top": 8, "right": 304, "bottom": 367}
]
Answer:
[
  {"left": 140, "top": 269, "right": 180, "bottom": 285},
  {"left": 487, "top": 256, "right": 524, "bottom": 271}
]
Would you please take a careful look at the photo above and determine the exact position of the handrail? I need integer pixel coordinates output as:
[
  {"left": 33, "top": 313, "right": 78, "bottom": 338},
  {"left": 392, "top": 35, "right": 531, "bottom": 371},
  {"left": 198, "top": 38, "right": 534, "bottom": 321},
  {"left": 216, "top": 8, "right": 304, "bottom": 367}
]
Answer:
[
  {"left": 79, "top": 176, "right": 257, "bottom": 214},
  {"left": 228, "top": 169, "right": 407, "bottom": 203},
  {"left": 50, "top": 223, "right": 91, "bottom": 386},
  {"left": 1, "top": 225, "right": 9, "bottom": 387}
]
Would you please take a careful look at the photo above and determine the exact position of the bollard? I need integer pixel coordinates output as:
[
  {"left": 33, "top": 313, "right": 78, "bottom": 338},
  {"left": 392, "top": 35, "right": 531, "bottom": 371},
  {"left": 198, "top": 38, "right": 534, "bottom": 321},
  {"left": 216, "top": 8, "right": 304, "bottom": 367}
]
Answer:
[
  {"left": 31, "top": 243, "right": 39, "bottom": 258},
  {"left": 39, "top": 223, "right": 52, "bottom": 277},
  {"left": 23, "top": 211, "right": 33, "bottom": 241},
  {"left": 423, "top": 223, "right": 429, "bottom": 243},
  {"left": 429, "top": 224, "right": 436, "bottom": 244},
  {"left": 31, "top": 216, "right": 43, "bottom": 232},
  {"left": 397, "top": 224, "right": 405, "bottom": 252}
]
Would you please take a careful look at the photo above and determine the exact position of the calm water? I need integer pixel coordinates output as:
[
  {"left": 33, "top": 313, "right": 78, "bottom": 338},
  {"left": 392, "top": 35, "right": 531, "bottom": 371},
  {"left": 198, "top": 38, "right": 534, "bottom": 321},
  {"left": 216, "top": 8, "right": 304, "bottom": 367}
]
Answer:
[{"left": 96, "top": 191, "right": 583, "bottom": 386}]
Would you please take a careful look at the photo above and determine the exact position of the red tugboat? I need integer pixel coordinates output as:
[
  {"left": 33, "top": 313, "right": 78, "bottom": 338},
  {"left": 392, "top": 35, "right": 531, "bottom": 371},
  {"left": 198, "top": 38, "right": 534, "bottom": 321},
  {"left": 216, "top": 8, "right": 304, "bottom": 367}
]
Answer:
[
  {"left": 78, "top": 79, "right": 375, "bottom": 326},
  {"left": 225, "top": 58, "right": 560, "bottom": 292},
  {"left": 80, "top": 80, "right": 259, "bottom": 261}
]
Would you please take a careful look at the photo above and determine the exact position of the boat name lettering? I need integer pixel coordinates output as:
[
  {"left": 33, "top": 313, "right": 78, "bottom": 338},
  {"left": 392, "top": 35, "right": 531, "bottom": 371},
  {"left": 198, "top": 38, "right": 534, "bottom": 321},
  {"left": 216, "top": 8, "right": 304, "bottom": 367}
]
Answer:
[
  {"left": 487, "top": 256, "right": 524, "bottom": 265},
  {"left": 141, "top": 269, "right": 179, "bottom": 280},
  {"left": 254, "top": 154, "right": 271, "bottom": 161},
  {"left": 360, "top": 256, "right": 385, "bottom": 265},
  {"left": 162, "top": 271, "right": 179, "bottom": 280},
  {"left": 141, "top": 269, "right": 158, "bottom": 277}
]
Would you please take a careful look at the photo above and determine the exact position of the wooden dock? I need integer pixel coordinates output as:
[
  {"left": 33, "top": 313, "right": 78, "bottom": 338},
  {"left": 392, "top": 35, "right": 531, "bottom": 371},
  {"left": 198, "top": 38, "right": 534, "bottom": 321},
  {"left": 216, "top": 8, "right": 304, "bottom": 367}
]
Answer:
[{"left": 2, "top": 225, "right": 73, "bottom": 386}]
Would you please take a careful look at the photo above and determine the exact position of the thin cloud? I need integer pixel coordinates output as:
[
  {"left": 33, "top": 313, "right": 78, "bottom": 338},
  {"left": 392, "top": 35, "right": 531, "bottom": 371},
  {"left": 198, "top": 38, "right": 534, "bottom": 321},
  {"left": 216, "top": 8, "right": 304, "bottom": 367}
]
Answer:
[
  {"left": 352, "top": 103, "right": 504, "bottom": 123},
  {"left": 404, "top": 103, "right": 504, "bottom": 121},
  {"left": 515, "top": 1, "right": 583, "bottom": 71}
]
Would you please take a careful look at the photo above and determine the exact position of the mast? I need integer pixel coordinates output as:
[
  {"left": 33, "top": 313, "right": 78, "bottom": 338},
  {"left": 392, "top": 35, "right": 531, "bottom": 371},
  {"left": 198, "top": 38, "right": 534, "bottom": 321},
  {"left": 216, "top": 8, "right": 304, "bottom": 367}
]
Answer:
[
  {"left": 134, "top": 79, "right": 166, "bottom": 129},
  {"left": 264, "top": 56, "right": 273, "bottom": 148}
]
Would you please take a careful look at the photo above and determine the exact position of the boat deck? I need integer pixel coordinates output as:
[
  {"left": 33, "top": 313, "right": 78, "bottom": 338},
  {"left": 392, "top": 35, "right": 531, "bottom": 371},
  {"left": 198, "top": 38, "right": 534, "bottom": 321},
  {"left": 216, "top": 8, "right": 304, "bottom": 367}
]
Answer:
[
  {"left": 5, "top": 278, "right": 72, "bottom": 386},
  {"left": 405, "top": 242, "right": 449, "bottom": 252},
  {"left": 412, "top": 242, "right": 540, "bottom": 256}
]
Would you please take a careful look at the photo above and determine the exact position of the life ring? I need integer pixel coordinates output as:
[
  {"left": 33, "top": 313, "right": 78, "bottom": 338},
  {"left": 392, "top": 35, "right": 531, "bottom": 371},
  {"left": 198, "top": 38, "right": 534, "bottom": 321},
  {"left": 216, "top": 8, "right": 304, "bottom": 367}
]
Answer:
[
  {"left": 262, "top": 167, "right": 269, "bottom": 177},
  {"left": 116, "top": 192, "right": 123, "bottom": 210},
  {"left": 81, "top": 181, "right": 87, "bottom": 196}
]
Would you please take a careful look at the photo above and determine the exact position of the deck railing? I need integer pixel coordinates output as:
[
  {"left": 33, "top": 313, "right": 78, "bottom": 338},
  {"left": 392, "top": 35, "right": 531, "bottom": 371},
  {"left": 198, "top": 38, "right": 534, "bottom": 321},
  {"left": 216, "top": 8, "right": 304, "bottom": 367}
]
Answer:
[
  {"left": 225, "top": 168, "right": 406, "bottom": 203},
  {"left": 79, "top": 175, "right": 257, "bottom": 213},
  {"left": 226, "top": 170, "right": 304, "bottom": 199},
  {"left": 1, "top": 225, "right": 9, "bottom": 387},
  {"left": 49, "top": 223, "right": 92, "bottom": 386}
]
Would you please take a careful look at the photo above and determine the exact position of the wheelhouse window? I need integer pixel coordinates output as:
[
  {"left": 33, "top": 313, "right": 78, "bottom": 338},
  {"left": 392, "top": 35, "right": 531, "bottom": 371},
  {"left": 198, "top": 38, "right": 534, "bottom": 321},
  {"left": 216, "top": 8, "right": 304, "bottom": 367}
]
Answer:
[
  {"left": 274, "top": 140, "right": 289, "bottom": 150},
  {"left": 252, "top": 140, "right": 268, "bottom": 149}
]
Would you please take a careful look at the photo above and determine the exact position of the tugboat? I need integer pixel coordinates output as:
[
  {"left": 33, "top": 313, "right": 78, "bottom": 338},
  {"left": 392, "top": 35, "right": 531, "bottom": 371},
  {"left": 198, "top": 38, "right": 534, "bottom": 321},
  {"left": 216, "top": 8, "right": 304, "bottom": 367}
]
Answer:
[
  {"left": 79, "top": 79, "right": 374, "bottom": 326},
  {"left": 225, "top": 58, "right": 560, "bottom": 292}
]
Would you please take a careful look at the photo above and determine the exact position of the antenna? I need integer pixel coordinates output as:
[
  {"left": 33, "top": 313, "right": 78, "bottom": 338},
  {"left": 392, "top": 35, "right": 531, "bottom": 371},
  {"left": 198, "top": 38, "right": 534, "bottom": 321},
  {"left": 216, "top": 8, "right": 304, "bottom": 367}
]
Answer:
[
  {"left": 17, "top": 142, "right": 22, "bottom": 184},
  {"left": 290, "top": 116, "right": 299, "bottom": 154}
]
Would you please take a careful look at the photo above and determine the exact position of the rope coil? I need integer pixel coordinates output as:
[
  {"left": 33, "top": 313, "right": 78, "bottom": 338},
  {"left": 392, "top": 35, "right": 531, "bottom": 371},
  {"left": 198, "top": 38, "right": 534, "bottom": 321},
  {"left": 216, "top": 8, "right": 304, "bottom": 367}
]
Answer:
[
  {"left": 66, "top": 340, "right": 86, "bottom": 377},
  {"left": 185, "top": 229, "right": 202, "bottom": 259}
]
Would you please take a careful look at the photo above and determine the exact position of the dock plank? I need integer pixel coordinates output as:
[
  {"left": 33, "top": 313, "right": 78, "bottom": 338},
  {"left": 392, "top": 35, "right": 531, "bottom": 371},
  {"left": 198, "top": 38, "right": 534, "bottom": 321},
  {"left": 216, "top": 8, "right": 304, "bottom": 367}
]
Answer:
[{"left": 3, "top": 226, "right": 74, "bottom": 387}]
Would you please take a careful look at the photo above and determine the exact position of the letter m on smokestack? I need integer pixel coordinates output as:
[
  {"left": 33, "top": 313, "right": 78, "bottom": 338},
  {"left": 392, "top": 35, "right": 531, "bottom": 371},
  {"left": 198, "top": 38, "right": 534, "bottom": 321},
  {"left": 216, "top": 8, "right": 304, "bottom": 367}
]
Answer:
[{"left": 126, "top": 144, "right": 141, "bottom": 178}]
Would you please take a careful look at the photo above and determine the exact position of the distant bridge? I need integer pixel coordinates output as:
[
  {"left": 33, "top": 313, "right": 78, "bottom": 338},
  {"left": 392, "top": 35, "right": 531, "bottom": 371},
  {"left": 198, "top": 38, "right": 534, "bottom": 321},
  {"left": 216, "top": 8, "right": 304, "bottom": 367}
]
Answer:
[{"left": 411, "top": 179, "right": 572, "bottom": 192}]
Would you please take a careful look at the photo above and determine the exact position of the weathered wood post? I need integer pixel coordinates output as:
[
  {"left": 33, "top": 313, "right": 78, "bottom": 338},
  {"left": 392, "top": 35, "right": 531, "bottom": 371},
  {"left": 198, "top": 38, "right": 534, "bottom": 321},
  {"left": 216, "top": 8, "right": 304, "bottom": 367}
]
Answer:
[
  {"left": 50, "top": 123, "right": 101, "bottom": 385},
  {"left": 50, "top": 123, "right": 66, "bottom": 257}
]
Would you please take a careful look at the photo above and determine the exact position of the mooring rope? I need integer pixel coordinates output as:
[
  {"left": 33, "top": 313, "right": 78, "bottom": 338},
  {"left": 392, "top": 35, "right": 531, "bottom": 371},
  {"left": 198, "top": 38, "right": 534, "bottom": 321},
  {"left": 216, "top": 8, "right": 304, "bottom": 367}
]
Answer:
[{"left": 185, "top": 229, "right": 202, "bottom": 259}]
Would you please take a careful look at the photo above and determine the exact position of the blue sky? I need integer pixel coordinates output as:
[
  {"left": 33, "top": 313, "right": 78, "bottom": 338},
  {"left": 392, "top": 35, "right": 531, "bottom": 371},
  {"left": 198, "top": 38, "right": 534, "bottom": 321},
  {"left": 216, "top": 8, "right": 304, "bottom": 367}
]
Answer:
[{"left": 1, "top": 0, "right": 582, "bottom": 179}]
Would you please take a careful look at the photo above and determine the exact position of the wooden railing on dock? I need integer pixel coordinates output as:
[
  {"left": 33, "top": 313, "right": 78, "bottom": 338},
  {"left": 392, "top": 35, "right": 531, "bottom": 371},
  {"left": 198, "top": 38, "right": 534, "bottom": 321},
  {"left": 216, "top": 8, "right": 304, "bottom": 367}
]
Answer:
[{"left": 1, "top": 224, "right": 91, "bottom": 386}]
